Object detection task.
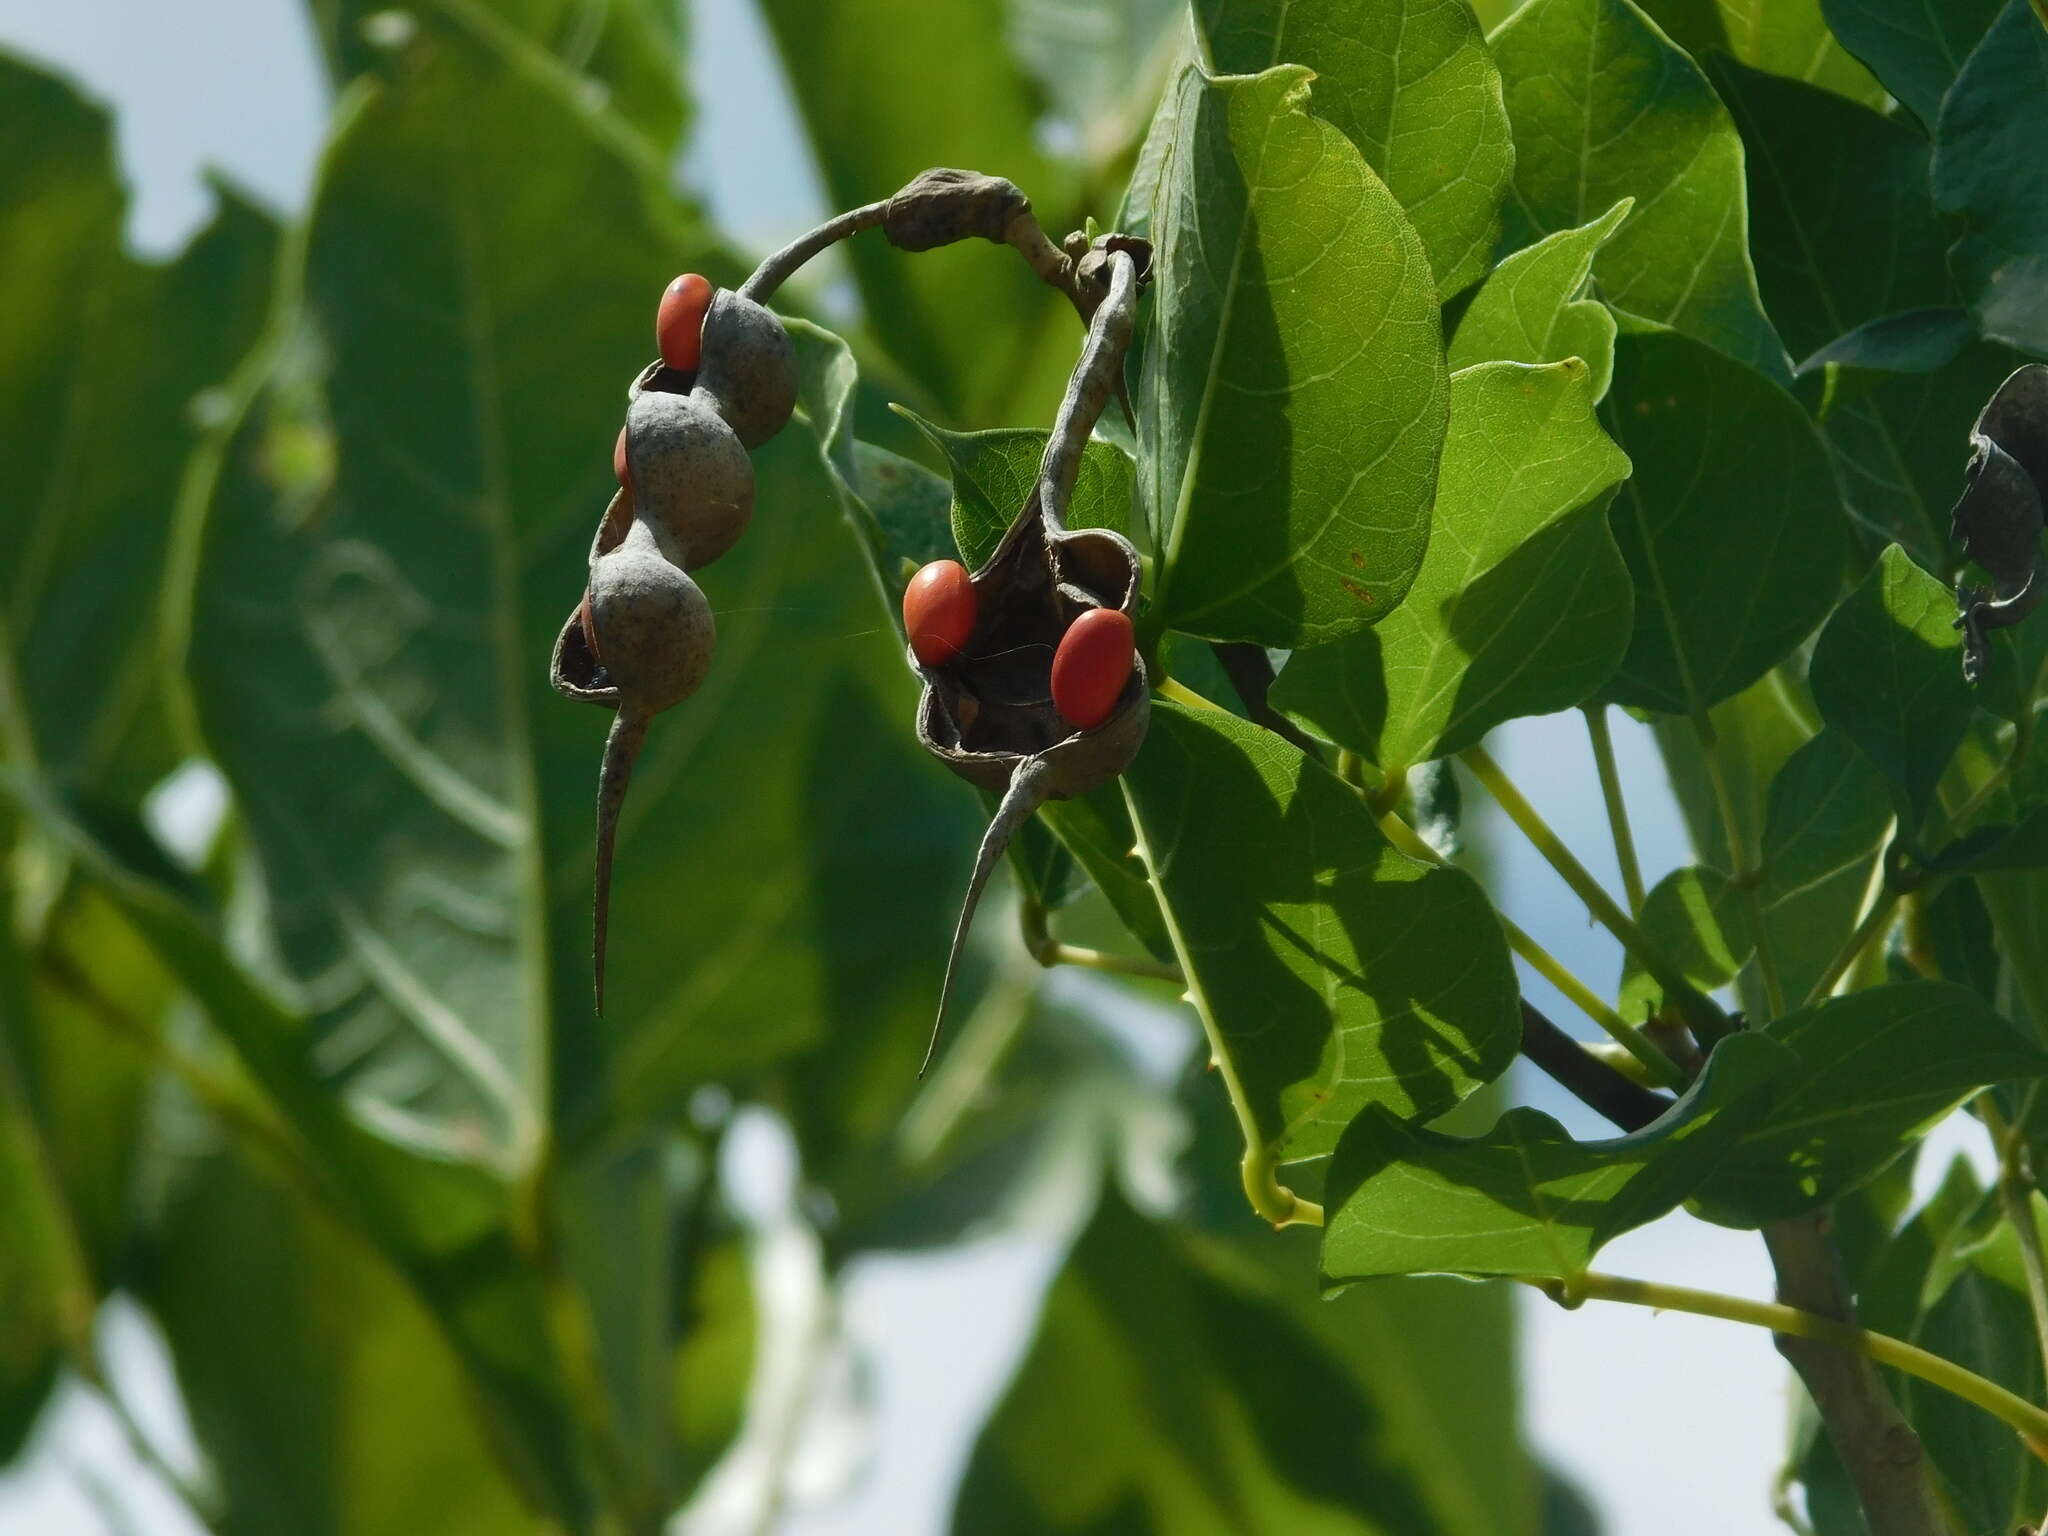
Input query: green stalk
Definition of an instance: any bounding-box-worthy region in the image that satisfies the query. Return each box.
[1459,744,1708,1027]
[1533,1269,2048,1457]
[1583,705,1648,915]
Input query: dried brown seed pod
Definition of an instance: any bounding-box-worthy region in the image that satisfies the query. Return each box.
[624,388,755,570]
[881,168,1032,251]
[691,289,798,450]
[1952,364,2048,682]
[911,242,1152,1074]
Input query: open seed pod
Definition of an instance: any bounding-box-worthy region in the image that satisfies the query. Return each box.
[633,288,798,452]
[911,492,1149,1073]
[1952,363,2048,682]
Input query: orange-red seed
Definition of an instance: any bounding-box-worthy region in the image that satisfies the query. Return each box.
[1051,607,1134,729]
[613,426,630,488]
[903,560,977,666]
[656,273,714,373]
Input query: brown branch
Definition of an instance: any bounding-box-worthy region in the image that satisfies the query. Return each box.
[1518,1002,1672,1132]
[1763,1215,1946,1536]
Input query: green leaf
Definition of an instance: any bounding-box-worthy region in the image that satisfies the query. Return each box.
[1039,788,1177,962]
[1635,0,1884,106]
[1600,322,1848,715]
[1139,64,1449,648]
[1321,1031,1790,1281]
[1195,0,1515,297]
[1619,866,1753,1022]
[1708,58,1959,366]
[0,56,277,801]
[1820,341,2032,572]
[6,775,608,1522]
[1691,982,2048,1225]
[1820,0,2004,131]
[1809,545,1972,825]
[1800,308,1973,376]
[1447,200,1632,397]
[1175,1078,1541,1536]
[139,1135,533,1533]
[1271,359,1634,772]
[1753,728,1894,1006]
[1932,0,2048,357]
[0,925,68,1467]
[1492,0,1787,379]
[897,411,1133,571]
[755,0,1078,421]
[1121,703,1520,1166]
[1901,1196,2048,1529]
[953,1189,1488,1534]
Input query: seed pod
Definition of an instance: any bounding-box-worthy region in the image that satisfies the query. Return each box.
[550,491,718,1013]
[881,168,1031,252]
[911,496,1149,1074]
[906,238,1153,1075]
[691,289,798,450]
[624,388,755,571]
[1952,364,2048,682]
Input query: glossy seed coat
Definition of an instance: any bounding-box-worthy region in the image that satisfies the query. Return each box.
[903,560,977,665]
[613,426,630,488]
[656,273,714,372]
[1051,607,1134,729]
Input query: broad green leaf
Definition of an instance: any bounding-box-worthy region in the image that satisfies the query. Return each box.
[1619,866,1752,1022]
[1692,982,2048,1225]
[1932,0,2048,357]
[0,56,277,802]
[1800,308,1973,376]
[1271,359,1634,773]
[1196,0,1516,296]
[0,923,69,1466]
[1446,200,1632,397]
[308,0,693,159]
[1809,545,1971,825]
[897,412,1133,571]
[1600,323,1848,715]
[1754,728,1894,1005]
[1821,341,2031,572]
[1492,0,1788,379]
[1139,64,1449,648]
[1122,703,1520,1166]
[1322,1031,1789,1281]
[7,777,607,1522]
[1820,0,2004,131]
[755,0,1079,421]
[1040,789,1177,962]
[1901,1197,2048,1529]
[10,885,165,1316]
[953,1189,1483,1534]
[139,1135,533,1534]
[1708,58,1958,366]
[1650,668,1815,898]
[1173,1075,1540,1536]
[1635,0,1884,106]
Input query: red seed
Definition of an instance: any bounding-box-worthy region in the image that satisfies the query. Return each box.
[578,588,602,664]
[903,560,977,666]
[1051,607,1134,730]
[656,273,714,372]
[613,425,630,489]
